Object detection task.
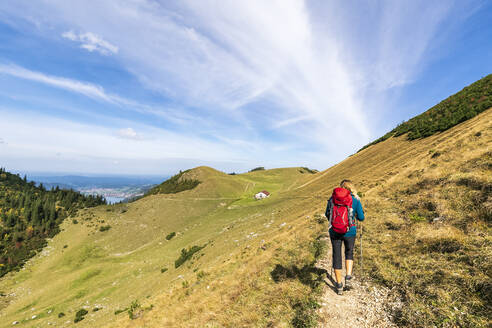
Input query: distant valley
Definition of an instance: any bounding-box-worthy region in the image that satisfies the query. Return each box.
[27,174,166,203]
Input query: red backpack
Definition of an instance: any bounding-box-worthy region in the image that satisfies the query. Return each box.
[328,187,355,234]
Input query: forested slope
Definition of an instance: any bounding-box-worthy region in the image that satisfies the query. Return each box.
[0,168,105,276]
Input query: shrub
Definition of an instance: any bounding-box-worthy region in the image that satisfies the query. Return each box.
[72,219,78,224]
[425,237,462,253]
[146,170,200,195]
[114,308,128,315]
[409,213,427,222]
[58,312,65,318]
[128,300,140,320]
[384,221,402,230]
[165,232,176,240]
[196,270,207,280]
[160,267,168,273]
[175,245,205,268]
[74,309,88,323]
[314,214,326,224]
[249,167,265,172]
[99,225,111,232]
[431,151,441,158]
[300,167,318,174]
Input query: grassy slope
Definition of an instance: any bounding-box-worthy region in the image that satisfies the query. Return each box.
[0,109,490,327]
[299,108,492,327]
[0,167,318,327]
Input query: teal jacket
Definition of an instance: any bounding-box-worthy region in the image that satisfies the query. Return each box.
[325,194,365,237]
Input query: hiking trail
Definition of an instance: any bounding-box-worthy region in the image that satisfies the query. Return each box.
[316,236,398,327]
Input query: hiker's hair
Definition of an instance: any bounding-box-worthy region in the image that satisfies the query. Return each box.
[340,179,359,199]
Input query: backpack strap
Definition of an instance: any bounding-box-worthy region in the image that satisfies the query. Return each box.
[328,198,334,228]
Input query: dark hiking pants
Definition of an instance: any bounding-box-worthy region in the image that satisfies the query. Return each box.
[330,233,356,270]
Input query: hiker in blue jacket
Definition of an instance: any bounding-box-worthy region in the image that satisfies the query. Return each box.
[325,179,365,295]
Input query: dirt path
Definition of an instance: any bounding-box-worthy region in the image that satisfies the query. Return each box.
[316,239,397,328]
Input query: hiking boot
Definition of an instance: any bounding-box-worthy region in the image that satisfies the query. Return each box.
[335,282,343,295]
[344,275,352,291]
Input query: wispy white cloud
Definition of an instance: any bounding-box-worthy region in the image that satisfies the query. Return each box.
[117,128,142,140]
[0,63,118,103]
[272,115,311,129]
[62,30,118,55]
[0,63,205,127]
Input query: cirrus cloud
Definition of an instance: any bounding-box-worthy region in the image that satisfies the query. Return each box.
[117,128,143,140]
[62,30,118,55]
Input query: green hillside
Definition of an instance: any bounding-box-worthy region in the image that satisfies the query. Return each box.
[0,167,317,327]
[0,169,105,277]
[359,74,492,151]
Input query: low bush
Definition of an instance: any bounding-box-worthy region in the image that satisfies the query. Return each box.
[74,309,88,323]
[114,308,128,315]
[146,170,200,195]
[128,300,140,320]
[249,167,265,172]
[165,232,176,240]
[424,237,462,253]
[409,213,427,222]
[175,245,205,268]
[431,151,441,158]
[299,167,318,174]
[99,225,111,232]
[196,270,207,280]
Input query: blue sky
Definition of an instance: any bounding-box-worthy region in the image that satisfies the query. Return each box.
[0,1,491,175]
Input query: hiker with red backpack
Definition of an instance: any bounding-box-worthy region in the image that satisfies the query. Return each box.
[325,179,365,295]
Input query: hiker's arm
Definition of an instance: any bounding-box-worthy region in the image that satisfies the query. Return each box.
[324,200,331,220]
[355,198,365,221]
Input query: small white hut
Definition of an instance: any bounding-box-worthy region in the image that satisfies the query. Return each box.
[254,190,270,200]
